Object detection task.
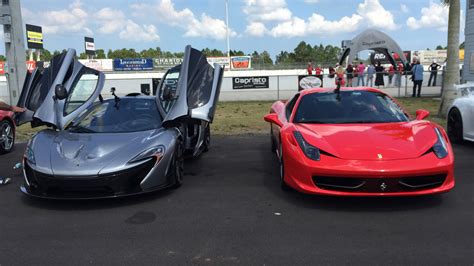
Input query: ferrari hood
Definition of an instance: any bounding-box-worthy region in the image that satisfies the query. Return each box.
[48,129,164,176]
[295,121,438,161]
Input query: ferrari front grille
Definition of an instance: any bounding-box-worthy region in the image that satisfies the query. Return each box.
[313,174,447,193]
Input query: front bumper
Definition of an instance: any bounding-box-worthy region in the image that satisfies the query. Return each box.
[283,145,455,196]
[21,158,172,199]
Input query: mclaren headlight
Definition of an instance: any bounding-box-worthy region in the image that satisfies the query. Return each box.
[129,145,165,164]
[293,131,320,161]
[25,146,36,165]
[432,128,448,159]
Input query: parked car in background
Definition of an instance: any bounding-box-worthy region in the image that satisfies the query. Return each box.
[264,87,455,196]
[0,110,15,154]
[447,83,474,143]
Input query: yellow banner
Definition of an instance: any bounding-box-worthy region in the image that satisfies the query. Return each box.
[459,49,464,61]
[27,31,43,44]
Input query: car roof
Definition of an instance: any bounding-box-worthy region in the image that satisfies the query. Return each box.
[298,87,387,97]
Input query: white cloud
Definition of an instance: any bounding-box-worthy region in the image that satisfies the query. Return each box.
[245,22,268,37]
[119,21,160,42]
[304,0,320,3]
[95,8,126,34]
[406,2,449,31]
[23,0,92,35]
[243,0,397,38]
[400,4,409,14]
[131,0,236,40]
[357,0,397,30]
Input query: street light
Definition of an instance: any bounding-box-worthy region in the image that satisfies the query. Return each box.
[225,0,230,70]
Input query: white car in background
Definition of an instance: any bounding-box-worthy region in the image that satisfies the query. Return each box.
[447,83,474,143]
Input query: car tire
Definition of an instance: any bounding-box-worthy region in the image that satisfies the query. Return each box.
[0,120,15,154]
[202,125,211,153]
[279,144,291,191]
[447,108,463,143]
[171,139,185,188]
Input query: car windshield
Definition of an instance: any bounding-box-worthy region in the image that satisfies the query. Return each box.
[68,98,162,133]
[293,91,409,124]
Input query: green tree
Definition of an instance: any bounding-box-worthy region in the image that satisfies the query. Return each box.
[0,55,6,61]
[438,0,460,117]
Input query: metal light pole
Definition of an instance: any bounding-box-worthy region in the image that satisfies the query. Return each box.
[1,0,27,105]
[225,0,230,70]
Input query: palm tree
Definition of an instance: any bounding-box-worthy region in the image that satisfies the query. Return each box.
[438,0,461,117]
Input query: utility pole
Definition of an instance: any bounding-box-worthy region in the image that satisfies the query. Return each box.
[225,0,230,70]
[1,0,27,105]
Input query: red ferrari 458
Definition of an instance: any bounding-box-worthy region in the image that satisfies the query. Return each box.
[264,87,454,196]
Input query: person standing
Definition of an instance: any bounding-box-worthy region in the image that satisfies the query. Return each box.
[374,62,385,87]
[388,65,395,86]
[315,64,323,87]
[366,63,375,87]
[357,61,365,86]
[346,63,354,87]
[411,60,424,97]
[394,61,404,88]
[307,62,313,75]
[335,64,345,87]
[427,60,441,86]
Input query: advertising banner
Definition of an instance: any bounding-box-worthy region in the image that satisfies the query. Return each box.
[231,56,252,69]
[84,37,95,56]
[370,51,411,64]
[113,58,154,71]
[79,59,113,71]
[0,62,5,74]
[232,76,269,89]
[25,24,43,49]
[26,61,36,73]
[153,58,183,69]
[298,75,322,91]
[207,57,230,70]
[412,50,447,65]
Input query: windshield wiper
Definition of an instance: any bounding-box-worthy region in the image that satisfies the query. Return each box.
[69,126,96,133]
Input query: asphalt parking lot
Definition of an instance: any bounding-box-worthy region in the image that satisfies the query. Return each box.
[0,135,473,265]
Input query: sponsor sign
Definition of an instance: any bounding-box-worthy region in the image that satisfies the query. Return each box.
[370,51,411,64]
[153,58,183,68]
[84,37,95,56]
[207,57,230,70]
[298,75,322,91]
[231,56,251,69]
[113,58,154,71]
[0,62,5,74]
[79,59,114,71]
[232,76,269,90]
[412,50,447,65]
[26,61,36,73]
[25,24,43,49]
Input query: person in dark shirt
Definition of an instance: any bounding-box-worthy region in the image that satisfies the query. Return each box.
[427,60,441,86]
[346,64,354,87]
[374,62,385,87]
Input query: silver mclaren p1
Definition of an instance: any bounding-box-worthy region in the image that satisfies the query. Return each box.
[15,45,223,199]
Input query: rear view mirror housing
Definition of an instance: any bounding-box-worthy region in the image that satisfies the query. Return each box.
[54,84,68,100]
[415,109,430,120]
[264,113,283,127]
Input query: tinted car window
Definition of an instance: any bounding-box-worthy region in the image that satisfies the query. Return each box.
[293,91,409,124]
[159,66,180,113]
[68,98,162,133]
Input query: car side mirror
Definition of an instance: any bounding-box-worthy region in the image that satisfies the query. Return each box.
[54,84,68,100]
[415,109,430,120]
[264,113,283,127]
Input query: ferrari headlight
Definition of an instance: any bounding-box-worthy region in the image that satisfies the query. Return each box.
[129,145,165,164]
[432,128,448,159]
[293,131,320,161]
[25,146,36,165]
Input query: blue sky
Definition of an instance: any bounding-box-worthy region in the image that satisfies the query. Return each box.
[1,0,467,59]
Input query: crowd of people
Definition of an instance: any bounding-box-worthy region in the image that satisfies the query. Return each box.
[306,59,442,97]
